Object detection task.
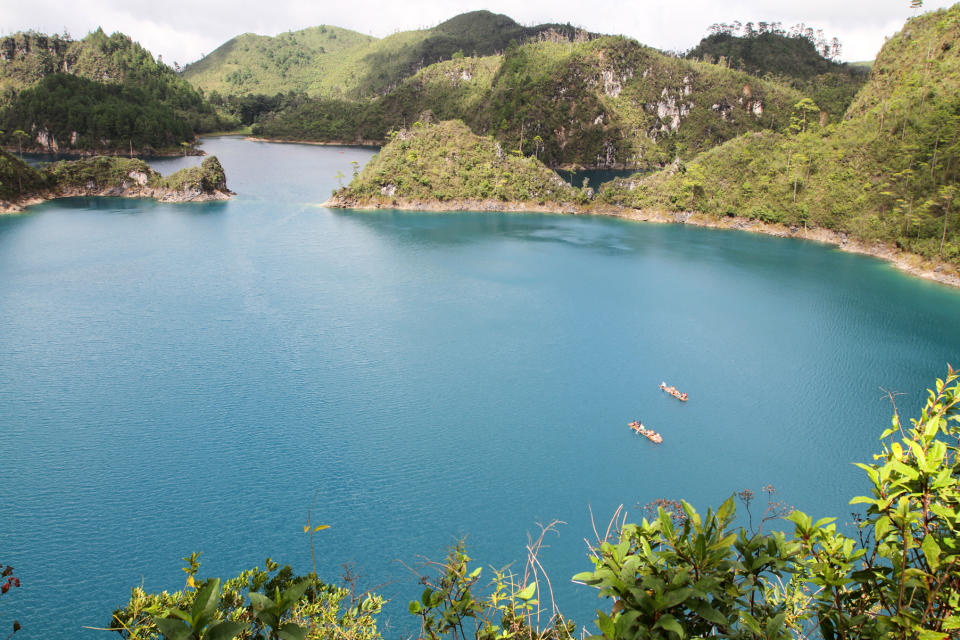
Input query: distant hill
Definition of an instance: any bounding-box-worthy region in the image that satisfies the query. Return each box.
[183,10,595,99]
[253,35,803,169]
[0,29,235,153]
[686,30,868,120]
[600,4,960,265]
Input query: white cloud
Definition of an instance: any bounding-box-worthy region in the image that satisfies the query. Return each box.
[3,0,956,66]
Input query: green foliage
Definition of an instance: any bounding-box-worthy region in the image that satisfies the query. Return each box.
[575,366,960,640]
[687,30,868,121]
[600,5,960,266]
[0,154,229,206]
[255,34,803,169]
[335,120,579,204]
[0,148,50,201]
[410,527,577,640]
[110,556,383,640]
[0,74,194,152]
[155,157,229,193]
[0,28,237,152]
[183,11,592,100]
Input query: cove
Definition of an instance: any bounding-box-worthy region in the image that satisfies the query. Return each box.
[2,136,959,639]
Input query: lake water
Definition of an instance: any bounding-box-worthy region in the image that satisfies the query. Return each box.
[3,136,960,639]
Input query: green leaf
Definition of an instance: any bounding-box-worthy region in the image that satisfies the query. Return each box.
[653,613,685,637]
[469,567,482,579]
[765,612,787,638]
[206,620,247,640]
[153,617,191,640]
[875,515,891,540]
[517,582,537,600]
[572,571,599,584]
[280,579,310,609]
[917,630,948,640]
[167,609,192,624]
[277,623,308,640]
[921,534,942,571]
[248,592,272,612]
[409,600,422,614]
[596,610,614,638]
[190,578,221,626]
[661,587,692,610]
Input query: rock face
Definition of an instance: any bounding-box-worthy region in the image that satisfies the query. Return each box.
[0,153,234,213]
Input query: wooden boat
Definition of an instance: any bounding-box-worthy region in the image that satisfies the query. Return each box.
[628,420,663,444]
[659,381,688,402]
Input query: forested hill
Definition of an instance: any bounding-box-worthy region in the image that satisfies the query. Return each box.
[686,25,868,119]
[251,34,803,170]
[0,29,235,154]
[600,3,960,266]
[182,10,596,99]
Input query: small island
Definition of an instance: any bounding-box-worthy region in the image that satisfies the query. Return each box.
[324,119,582,212]
[0,152,233,213]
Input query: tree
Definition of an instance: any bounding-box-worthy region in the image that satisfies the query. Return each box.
[11,130,28,159]
[334,170,345,188]
[789,98,820,135]
[924,184,957,258]
[575,367,960,640]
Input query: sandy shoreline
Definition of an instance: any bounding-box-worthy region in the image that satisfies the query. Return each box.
[323,195,960,290]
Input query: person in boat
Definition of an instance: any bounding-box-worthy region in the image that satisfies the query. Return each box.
[680,393,688,401]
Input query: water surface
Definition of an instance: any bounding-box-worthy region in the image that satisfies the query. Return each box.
[2,136,959,638]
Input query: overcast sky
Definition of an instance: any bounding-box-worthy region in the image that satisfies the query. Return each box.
[3,0,956,67]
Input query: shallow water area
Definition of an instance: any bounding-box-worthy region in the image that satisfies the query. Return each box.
[2,136,959,639]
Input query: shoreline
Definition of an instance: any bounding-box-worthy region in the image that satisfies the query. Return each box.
[323,195,960,290]
[3,145,206,159]
[0,184,232,214]
[245,136,382,148]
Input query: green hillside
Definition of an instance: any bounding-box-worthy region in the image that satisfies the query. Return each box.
[254,35,803,169]
[0,74,195,153]
[0,28,235,152]
[183,11,593,99]
[599,4,960,264]
[328,119,579,205]
[181,25,377,98]
[687,29,868,120]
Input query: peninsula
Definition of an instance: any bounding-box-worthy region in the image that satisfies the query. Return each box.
[0,152,233,213]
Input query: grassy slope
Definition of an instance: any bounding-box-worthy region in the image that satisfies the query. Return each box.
[599,4,960,264]
[334,119,578,204]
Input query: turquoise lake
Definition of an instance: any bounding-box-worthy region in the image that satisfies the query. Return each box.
[2,136,960,639]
